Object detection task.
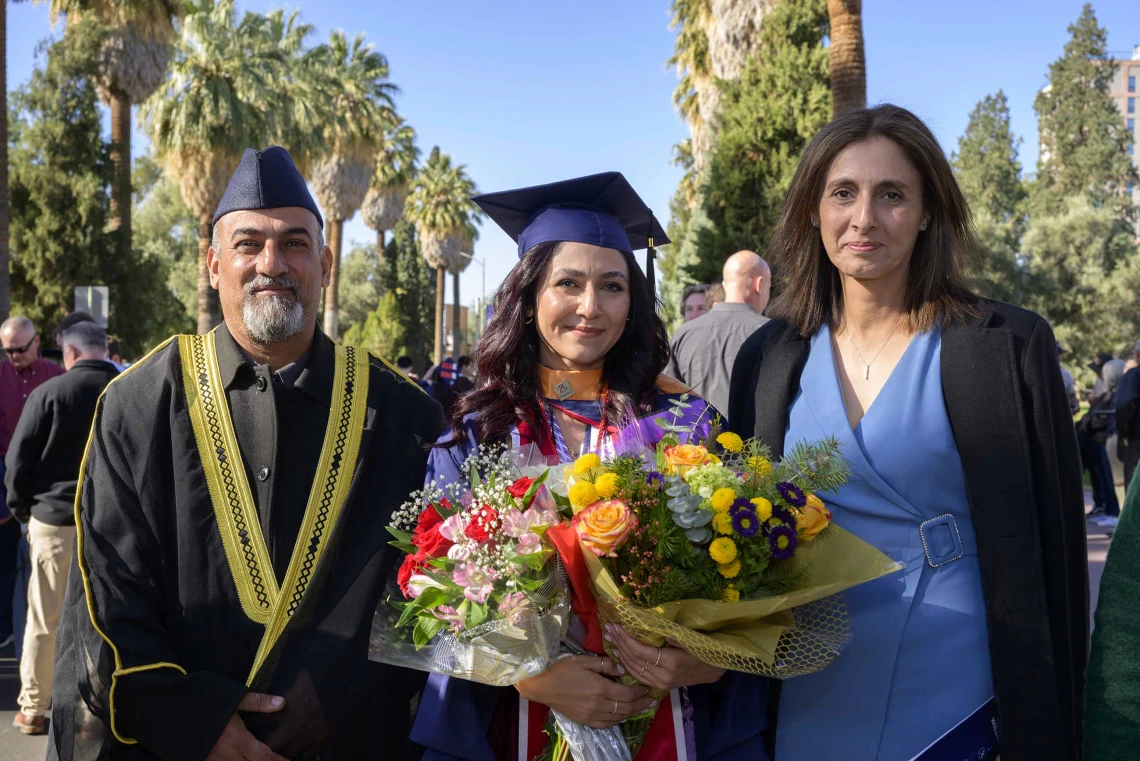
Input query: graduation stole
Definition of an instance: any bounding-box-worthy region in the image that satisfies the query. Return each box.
[178,331,369,684]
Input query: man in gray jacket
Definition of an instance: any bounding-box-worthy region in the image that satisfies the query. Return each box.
[669,250,770,418]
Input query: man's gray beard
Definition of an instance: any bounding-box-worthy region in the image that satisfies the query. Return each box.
[242,276,306,344]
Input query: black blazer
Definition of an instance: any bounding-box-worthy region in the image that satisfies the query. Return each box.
[728,300,1088,761]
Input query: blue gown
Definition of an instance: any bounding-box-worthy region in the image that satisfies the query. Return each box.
[410,391,770,761]
[775,327,993,760]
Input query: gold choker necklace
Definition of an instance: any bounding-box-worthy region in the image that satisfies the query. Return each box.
[537,366,604,402]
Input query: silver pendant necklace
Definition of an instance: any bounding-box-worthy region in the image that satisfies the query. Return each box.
[847,318,901,380]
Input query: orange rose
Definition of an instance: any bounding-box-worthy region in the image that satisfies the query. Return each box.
[663,444,710,477]
[572,499,637,557]
[797,493,833,541]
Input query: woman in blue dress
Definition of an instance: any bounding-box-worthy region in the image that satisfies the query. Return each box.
[411,173,768,761]
[729,105,1086,761]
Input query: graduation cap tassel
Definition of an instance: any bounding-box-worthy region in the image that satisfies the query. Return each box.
[646,236,657,303]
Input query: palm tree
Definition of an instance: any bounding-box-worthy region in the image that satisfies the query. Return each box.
[360,118,418,265]
[668,0,713,173]
[308,30,398,340]
[405,147,480,364]
[141,0,288,332]
[41,0,181,263]
[827,0,866,118]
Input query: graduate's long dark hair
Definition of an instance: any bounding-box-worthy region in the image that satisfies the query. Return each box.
[448,241,670,447]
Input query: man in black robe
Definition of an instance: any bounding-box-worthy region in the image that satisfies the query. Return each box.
[49,146,446,761]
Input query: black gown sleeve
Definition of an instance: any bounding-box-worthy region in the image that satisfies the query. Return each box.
[71,389,247,761]
[1022,317,1089,759]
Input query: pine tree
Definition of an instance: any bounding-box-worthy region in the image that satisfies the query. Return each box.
[1033,3,1138,221]
[682,0,831,285]
[951,91,1028,303]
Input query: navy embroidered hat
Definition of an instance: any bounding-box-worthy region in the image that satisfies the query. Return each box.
[212,146,323,228]
[472,172,669,258]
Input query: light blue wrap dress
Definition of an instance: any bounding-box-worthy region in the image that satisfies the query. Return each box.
[775,327,994,760]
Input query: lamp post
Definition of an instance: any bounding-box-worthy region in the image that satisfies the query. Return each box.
[458,251,487,341]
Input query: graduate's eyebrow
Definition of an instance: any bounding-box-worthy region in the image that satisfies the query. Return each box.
[281,227,314,241]
[825,176,914,193]
[553,268,628,280]
[230,227,268,240]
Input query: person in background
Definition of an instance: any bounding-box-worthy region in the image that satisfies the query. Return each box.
[1058,343,1079,415]
[106,336,127,369]
[5,322,119,735]
[0,317,64,657]
[1116,340,1140,490]
[454,355,475,393]
[680,283,710,322]
[51,311,96,349]
[705,281,725,309]
[396,356,431,394]
[1086,359,1126,533]
[1082,352,1117,521]
[668,251,770,416]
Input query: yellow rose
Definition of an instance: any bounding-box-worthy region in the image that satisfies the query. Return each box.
[573,453,602,476]
[712,512,734,535]
[594,472,619,499]
[569,482,600,511]
[797,493,833,541]
[709,537,738,564]
[718,559,741,578]
[572,499,637,557]
[716,432,744,453]
[710,488,736,512]
[747,456,773,477]
[750,497,773,522]
[664,444,710,476]
[722,586,740,603]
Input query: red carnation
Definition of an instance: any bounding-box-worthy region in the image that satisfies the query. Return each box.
[464,506,500,544]
[507,476,537,502]
[397,551,427,598]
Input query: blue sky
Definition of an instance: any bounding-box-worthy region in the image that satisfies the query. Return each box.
[5,0,1138,305]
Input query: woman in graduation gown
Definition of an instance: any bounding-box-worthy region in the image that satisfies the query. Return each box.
[410,172,768,761]
[727,105,1087,761]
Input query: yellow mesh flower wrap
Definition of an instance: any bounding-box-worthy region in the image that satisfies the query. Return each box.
[579,525,902,677]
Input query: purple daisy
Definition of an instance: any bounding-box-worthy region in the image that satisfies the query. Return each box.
[646,471,665,488]
[732,508,760,538]
[769,506,796,528]
[768,524,798,560]
[730,497,753,516]
[776,482,807,508]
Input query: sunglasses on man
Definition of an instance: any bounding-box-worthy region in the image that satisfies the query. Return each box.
[3,334,37,356]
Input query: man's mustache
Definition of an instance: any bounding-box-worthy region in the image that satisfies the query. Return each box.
[244,276,300,298]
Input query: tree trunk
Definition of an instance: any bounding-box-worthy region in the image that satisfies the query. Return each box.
[109,92,132,261]
[434,266,445,365]
[322,219,344,338]
[197,214,219,333]
[828,0,866,119]
[452,270,461,358]
[0,0,11,321]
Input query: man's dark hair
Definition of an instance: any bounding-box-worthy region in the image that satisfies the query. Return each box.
[458,355,473,371]
[107,337,122,359]
[54,311,96,343]
[396,356,414,371]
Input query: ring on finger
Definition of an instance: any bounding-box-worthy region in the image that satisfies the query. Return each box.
[653,647,663,667]
[612,699,619,715]
[640,661,651,676]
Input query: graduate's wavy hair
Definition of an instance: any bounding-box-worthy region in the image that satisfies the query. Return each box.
[769,104,979,336]
[447,241,670,446]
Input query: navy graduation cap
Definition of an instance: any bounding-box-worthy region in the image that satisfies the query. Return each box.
[212,146,324,229]
[473,171,669,289]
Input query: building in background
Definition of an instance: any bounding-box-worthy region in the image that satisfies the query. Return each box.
[1111,45,1140,233]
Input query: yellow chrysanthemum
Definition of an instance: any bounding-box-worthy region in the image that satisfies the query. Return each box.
[709,537,738,564]
[705,453,722,465]
[747,456,773,477]
[716,432,744,453]
[718,559,741,579]
[573,453,602,475]
[712,512,734,535]
[710,488,736,512]
[722,586,740,603]
[569,481,599,509]
[750,497,773,522]
[594,472,619,499]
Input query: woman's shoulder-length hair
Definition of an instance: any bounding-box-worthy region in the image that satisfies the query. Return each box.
[769,103,979,337]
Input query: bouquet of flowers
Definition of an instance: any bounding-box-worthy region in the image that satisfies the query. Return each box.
[534,399,902,761]
[369,445,570,686]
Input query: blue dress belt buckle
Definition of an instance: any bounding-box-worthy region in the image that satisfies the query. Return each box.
[919,513,965,568]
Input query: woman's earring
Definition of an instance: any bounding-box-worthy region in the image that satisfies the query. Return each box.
[525,312,534,325]
[919,223,928,231]
[810,219,819,228]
